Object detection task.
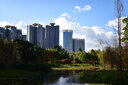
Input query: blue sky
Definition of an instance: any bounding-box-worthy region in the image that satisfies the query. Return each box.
[0,0,128,51]
[0,0,127,25]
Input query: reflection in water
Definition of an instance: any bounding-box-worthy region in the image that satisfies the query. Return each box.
[0,70,107,85]
[44,76,88,85]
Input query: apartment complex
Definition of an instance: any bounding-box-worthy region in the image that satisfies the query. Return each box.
[45,23,59,49]
[27,24,45,47]
[0,26,26,40]
[27,23,59,49]
[63,30,85,52]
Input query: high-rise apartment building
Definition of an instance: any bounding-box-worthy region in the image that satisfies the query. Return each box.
[73,38,85,52]
[63,30,73,52]
[45,23,59,49]
[0,26,26,41]
[27,24,45,47]
[0,27,6,39]
[6,26,17,40]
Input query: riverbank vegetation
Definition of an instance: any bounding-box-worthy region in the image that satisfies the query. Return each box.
[78,70,128,85]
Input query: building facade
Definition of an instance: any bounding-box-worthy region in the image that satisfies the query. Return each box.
[7,26,17,40]
[73,39,85,52]
[0,27,6,39]
[22,35,26,41]
[45,23,59,49]
[17,29,22,39]
[63,30,73,52]
[0,26,26,41]
[27,24,45,47]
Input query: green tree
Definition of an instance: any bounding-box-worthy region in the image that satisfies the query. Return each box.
[89,49,99,64]
[122,17,128,44]
[78,47,82,52]
[0,39,18,68]
[79,53,86,63]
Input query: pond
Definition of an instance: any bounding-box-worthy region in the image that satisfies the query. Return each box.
[0,70,108,85]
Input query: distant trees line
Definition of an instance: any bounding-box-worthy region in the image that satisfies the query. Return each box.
[0,38,100,69]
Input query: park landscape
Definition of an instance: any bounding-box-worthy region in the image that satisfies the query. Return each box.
[0,0,128,85]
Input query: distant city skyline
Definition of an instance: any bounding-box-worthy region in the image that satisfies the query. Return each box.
[0,0,128,51]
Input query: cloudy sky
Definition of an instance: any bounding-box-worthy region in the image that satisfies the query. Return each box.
[0,0,128,51]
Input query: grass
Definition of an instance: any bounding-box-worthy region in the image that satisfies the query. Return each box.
[0,69,36,78]
[78,70,128,85]
[52,64,103,70]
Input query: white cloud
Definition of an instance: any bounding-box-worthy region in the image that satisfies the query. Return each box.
[107,17,126,31]
[0,21,27,35]
[83,5,92,11]
[74,5,92,12]
[74,6,81,12]
[16,21,27,35]
[0,21,11,27]
[54,15,115,51]
[60,13,71,18]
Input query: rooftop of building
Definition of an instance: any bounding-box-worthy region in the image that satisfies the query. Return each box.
[50,23,55,26]
[73,38,85,40]
[63,30,73,32]
[32,23,41,26]
[0,27,5,29]
[5,25,16,29]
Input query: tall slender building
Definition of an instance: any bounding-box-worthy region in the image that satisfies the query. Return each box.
[27,25,36,44]
[73,38,85,52]
[63,30,73,52]
[27,23,45,47]
[45,23,59,49]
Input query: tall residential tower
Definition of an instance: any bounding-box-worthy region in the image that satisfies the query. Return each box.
[63,30,73,52]
[45,23,59,49]
[27,23,45,47]
[73,38,85,52]
[0,25,26,41]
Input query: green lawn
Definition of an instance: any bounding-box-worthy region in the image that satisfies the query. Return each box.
[52,64,103,70]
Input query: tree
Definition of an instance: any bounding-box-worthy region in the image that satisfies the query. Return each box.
[0,39,18,68]
[122,17,128,70]
[89,49,99,64]
[79,53,86,63]
[122,17,128,44]
[115,0,124,83]
[78,47,82,52]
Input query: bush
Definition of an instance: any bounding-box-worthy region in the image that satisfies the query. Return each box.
[13,63,51,72]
